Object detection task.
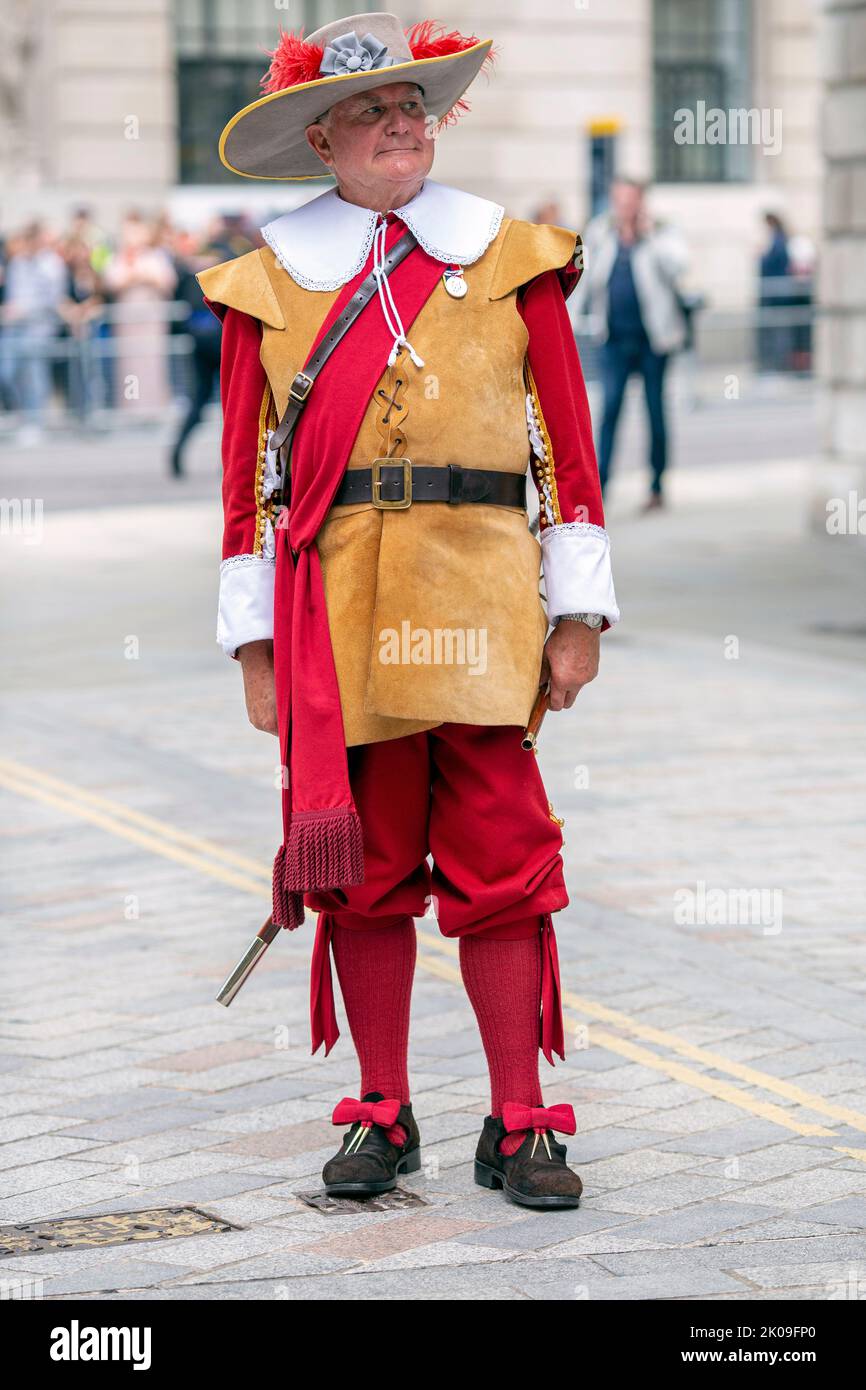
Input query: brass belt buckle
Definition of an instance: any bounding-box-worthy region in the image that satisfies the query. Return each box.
[371,457,412,510]
[289,371,314,403]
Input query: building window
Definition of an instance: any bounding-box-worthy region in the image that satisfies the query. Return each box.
[653,0,752,183]
[176,0,345,183]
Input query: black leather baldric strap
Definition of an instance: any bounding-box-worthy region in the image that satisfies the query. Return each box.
[333,464,527,510]
[269,227,419,467]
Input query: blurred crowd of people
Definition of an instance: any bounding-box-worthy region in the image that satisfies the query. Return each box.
[0,208,260,447]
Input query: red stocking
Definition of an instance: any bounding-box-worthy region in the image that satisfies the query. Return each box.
[331,917,416,1142]
[459,926,545,1154]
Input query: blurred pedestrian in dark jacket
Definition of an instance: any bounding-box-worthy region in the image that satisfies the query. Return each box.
[757,212,792,373]
[169,217,254,477]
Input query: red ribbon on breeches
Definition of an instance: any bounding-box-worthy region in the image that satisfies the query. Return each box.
[540,912,565,1064]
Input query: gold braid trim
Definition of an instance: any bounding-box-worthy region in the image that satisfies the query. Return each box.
[524,358,562,528]
[252,383,276,557]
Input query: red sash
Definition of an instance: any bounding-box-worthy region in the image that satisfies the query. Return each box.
[271,215,446,932]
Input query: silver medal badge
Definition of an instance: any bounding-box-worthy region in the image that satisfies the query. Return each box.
[443,267,468,299]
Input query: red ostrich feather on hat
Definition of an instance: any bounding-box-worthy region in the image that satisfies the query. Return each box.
[261,30,325,94]
[405,20,497,126]
[261,20,497,123]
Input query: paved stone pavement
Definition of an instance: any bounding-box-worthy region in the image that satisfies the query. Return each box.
[1,416,866,1301]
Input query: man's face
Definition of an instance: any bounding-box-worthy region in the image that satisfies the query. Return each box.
[306,81,434,191]
[610,182,643,224]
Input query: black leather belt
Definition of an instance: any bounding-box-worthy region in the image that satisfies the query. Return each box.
[330,460,527,511]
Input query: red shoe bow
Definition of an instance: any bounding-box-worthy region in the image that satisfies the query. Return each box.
[501,1102,577,1136]
[331,1097,402,1129]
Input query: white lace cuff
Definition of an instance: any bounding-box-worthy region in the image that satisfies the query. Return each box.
[540,522,620,625]
[217,554,275,657]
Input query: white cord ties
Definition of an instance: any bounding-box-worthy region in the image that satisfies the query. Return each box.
[372,217,425,369]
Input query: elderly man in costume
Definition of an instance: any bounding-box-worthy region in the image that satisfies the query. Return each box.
[199,11,619,1209]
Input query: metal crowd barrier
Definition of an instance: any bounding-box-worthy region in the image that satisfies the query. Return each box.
[0,300,200,432]
[0,289,816,434]
[573,285,815,404]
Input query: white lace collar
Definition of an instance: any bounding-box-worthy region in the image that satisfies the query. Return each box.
[261,179,505,291]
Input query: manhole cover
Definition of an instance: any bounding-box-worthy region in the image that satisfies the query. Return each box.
[0,1205,238,1258]
[296,1186,428,1214]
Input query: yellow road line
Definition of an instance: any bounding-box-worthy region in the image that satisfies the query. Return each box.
[413,928,866,1138]
[5,757,865,1154]
[0,769,270,899]
[570,1025,835,1138]
[0,756,271,880]
[563,990,866,1131]
[412,937,835,1139]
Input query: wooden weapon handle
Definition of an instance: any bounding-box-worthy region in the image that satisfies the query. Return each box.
[522,688,550,750]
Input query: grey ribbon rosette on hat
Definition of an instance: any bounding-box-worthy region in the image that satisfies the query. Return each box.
[319,30,399,77]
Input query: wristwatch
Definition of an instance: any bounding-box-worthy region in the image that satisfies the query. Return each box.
[556,612,604,629]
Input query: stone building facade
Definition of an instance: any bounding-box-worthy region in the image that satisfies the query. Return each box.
[0,0,828,317]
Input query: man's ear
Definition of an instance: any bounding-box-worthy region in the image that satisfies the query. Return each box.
[305,123,333,168]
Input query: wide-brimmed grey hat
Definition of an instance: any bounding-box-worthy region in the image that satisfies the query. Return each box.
[219,11,494,181]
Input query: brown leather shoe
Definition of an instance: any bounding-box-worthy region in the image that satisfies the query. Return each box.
[322,1091,421,1196]
[474,1103,582,1209]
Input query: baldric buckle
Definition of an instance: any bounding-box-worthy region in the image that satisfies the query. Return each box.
[371,457,412,510]
[289,371,314,404]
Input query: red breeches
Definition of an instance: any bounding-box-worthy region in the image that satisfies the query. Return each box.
[306,721,568,935]
[306,722,569,1064]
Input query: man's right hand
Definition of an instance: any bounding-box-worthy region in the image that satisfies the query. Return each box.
[237,639,278,736]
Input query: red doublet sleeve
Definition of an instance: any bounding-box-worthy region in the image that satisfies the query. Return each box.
[210,303,277,657]
[519,269,620,629]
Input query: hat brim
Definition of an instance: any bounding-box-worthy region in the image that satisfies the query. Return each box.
[220,40,493,181]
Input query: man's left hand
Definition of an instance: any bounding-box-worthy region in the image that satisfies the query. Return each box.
[539,621,600,710]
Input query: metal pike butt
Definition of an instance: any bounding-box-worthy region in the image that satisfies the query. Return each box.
[216,916,281,1006]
